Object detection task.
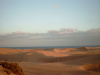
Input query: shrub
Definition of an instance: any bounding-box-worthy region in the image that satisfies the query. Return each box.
[0,61,24,75]
[82,62,100,72]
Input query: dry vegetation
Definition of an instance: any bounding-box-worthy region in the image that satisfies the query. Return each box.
[82,62,100,72]
[0,61,24,75]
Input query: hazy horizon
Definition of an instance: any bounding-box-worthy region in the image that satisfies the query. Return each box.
[0,0,100,47]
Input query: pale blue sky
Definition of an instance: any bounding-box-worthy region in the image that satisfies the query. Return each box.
[0,0,100,47]
[0,0,100,34]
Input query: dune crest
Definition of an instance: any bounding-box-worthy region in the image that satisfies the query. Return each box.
[54,48,70,52]
[36,50,69,57]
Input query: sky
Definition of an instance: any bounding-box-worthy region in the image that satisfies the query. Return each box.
[0,0,100,47]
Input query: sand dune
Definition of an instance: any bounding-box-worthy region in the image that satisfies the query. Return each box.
[63,54,100,65]
[0,47,100,75]
[54,48,70,52]
[85,47,100,50]
[36,50,69,57]
[22,49,44,52]
[0,48,22,54]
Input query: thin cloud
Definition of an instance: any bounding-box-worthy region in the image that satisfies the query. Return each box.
[54,5,61,7]
[13,31,28,34]
[87,28,100,33]
[0,28,100,40]
[0,28,100,46]
[59,28,79,33]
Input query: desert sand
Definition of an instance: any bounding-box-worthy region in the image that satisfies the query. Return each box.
[0,47,100,75]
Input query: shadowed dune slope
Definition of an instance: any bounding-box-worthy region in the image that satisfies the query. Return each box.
[63,54,100,65]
